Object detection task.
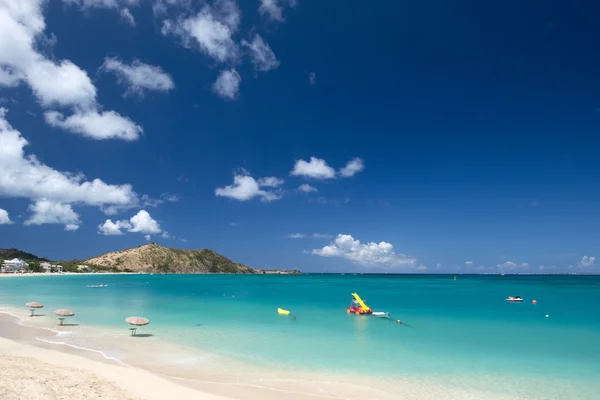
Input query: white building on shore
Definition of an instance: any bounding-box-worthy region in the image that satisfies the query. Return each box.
[1,258,29,273]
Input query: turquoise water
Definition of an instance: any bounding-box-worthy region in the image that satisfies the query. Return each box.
[1,274,599,398]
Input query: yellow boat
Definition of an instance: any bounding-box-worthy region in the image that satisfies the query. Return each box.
[277,308,290,315]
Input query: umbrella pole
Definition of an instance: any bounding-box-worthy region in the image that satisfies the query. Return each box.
[30,309,34,317]
[59,317,64,326]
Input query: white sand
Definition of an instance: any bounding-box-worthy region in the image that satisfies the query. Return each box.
[0,336,229,400]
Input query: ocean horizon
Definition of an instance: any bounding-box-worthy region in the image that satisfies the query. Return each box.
[1,273,599,399]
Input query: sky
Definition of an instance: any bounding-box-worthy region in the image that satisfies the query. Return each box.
[0,0,599,273]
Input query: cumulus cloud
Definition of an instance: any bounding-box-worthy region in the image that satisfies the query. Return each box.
[0,109,138,214]
[465,261,473,266]
[215,171,282,202]
[578,256,596,267]
[257,176,284,187]
[339,157,364,177]
[0,0,141,140]
[44,110,142,141]
[162,0,240,63]
[212,69,241,100]
[297,184,317,193]
[97,219,131,235]
[24,198,81,230]
[0,208,13,224]
[311,234,418,268]
[161,231,170,239]
[98,209,161,236]
[291,157,336,180]
[258,0,296,23]
[128,209,161,234]
[309,72,316,85]
[101,58,174,96]
[242,34,279,72]
[119,8,135,26]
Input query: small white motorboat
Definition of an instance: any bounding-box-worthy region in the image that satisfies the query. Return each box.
[86,284,108,288]
[505,296,523,302]
[372,311,390,318]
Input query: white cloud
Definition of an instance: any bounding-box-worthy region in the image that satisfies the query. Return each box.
[257,176,284,187]
[65,224,79,231]
[578,256,596,267]
[24,198,80,230]
[161,231,169,239]
[145,234,151,241]
[26,59,97,109]
[162,0,240,63]
[0,208,13,224]
[312,233,333,239]
[215,172,282,202]
[119,8,135,26]
[297,184,317,193]
[465,261,473,266]
[0,108,138,211]
[258,0,296,23]
[288,233,333,239]
[0,0,141,140]
[98,209,161,236]
[309,72,316,85]
[63,0,140,10]
[141,192,180,207]
[129,209,161,234]
[497,261,530,270]
[291,157,336,180]
[102,58,174,96]
[339,157,364,178]
[98,219,131,235]
[212,69,241,100]
[311,234,418,268]
[242,34,279,72]
[44,110,142,141]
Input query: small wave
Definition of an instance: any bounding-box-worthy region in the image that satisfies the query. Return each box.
[35,337,131,367]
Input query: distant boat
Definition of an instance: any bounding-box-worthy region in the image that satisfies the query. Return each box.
[86,284,108,288]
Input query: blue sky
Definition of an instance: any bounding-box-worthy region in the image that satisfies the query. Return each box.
[0,0,599,273]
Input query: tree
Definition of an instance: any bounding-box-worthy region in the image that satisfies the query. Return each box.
[29,261,43,273]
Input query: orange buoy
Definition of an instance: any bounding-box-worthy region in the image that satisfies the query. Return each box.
[532,300,537,305]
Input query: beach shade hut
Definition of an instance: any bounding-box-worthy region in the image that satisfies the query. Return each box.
[53,309,75,325]
[26,302,43,317]
[125,316,149,336]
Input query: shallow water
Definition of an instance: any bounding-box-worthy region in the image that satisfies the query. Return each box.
[1,274,599,399]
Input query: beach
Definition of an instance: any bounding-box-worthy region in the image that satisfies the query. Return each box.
[1,274,599,400]
[0,315,230,400]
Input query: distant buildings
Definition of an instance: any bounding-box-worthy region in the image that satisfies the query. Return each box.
[1,258,29,273]
[77,265,90,272]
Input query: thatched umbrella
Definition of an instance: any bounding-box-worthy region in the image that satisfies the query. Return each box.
[54,309,75,325]
[125,316,149,336]
[26,302,43,317]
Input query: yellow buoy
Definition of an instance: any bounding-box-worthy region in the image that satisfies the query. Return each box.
[277,308,290,315]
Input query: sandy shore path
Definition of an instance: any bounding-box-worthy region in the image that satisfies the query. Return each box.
[0,315,229,400]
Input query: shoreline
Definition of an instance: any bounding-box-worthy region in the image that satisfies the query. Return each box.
[0,309,528,400]
[0,314,230,400]
[0,272,141,278]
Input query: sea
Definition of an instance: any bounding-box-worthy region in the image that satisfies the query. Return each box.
[1,274,599,400]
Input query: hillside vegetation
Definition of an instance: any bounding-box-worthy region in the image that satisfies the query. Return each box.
[85,243,299,274]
